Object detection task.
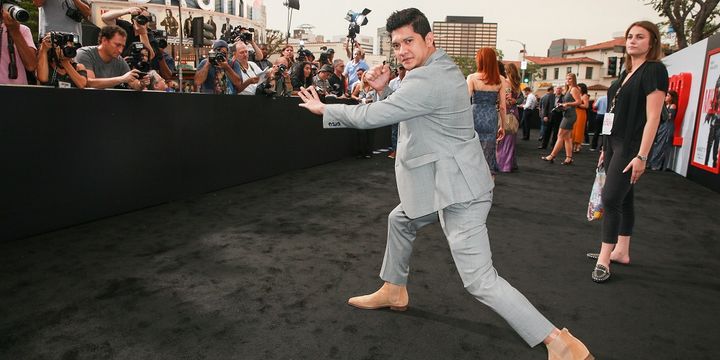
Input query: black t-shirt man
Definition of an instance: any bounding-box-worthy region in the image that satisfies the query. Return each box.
[328,72,347,97]
[116,19,155,57]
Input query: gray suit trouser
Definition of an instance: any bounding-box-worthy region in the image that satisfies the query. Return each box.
[380,190,554,347]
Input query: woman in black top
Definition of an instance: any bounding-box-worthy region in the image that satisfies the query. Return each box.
[36,33,87,88]
[588,21,668,283]
[291,61,313,91]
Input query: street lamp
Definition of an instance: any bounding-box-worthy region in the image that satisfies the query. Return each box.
[507,39,527,83]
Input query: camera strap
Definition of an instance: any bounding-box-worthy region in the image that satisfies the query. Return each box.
[1,25,19,80]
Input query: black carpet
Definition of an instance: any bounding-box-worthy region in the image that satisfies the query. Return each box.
[2,138,719,360]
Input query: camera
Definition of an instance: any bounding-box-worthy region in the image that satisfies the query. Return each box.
[126,42,150,72]
[131,13,151,26]
[1,1,29,22]
[49,31,81,59]
[150,29,167,49]
[239,28,254,43]
[296,48,313,62]
[222,26,254,44]
[208,51,226,67]
[65,6,83,22]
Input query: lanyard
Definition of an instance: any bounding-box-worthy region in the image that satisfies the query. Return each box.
[608,70,636,113]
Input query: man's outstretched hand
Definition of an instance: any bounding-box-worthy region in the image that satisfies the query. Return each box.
[298,86,326,115]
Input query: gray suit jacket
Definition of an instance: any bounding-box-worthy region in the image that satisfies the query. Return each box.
[540,93,555,119]
[324,49,493,219]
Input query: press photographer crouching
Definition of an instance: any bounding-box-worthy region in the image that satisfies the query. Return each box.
[101,6,155,60]
[194,40,243,94]
[256,57,291,97]
[74,25,149,90]
[37,31,86,88]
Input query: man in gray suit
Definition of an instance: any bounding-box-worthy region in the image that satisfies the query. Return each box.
[298,8,591,360]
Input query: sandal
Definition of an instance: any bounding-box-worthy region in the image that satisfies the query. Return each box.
[541,155,555,163]
[591,264,610,283]
[561,157,574,165]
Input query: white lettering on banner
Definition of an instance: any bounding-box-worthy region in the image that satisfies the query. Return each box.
[197,0,215,11]
[324,121,346,129]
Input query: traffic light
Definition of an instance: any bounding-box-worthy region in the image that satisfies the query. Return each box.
[192,17,214,47]
[523,75,530,83]
[608,56,617,77]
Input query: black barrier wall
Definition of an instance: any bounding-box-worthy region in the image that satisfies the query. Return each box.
[0,86,390,240]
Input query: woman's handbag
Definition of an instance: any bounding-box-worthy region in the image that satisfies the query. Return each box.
[502,113,520,134]
[587,167,606,221]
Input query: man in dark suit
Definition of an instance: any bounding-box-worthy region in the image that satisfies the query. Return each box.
[540,86,563,149]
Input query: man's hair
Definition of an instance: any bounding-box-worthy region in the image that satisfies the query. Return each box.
[99,25,127,43]
[523,86,532,92]
[332,59,344,67]
[386,8,431,39]
[547,86,554,92]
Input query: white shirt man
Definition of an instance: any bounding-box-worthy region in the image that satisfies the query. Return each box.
[232,42,262,95]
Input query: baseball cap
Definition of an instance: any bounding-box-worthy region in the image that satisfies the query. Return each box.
[319,64,333,73]
[212,40,229,50]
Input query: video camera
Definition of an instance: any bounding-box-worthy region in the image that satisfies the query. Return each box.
[1,0,29,22]
[222,26,254,43]
[48,31,81,60]
[208,50,226,67]
[296,48,313,62]
[126,42,151,73]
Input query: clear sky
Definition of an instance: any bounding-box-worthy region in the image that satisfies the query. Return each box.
[263,0,664,60]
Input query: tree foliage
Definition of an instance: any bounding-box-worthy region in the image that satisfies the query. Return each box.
[452,56,475,78]
[646,0,720,49]
[264,28,286,57]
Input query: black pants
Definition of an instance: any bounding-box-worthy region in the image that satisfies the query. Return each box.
[521,109,534,140]
[540,112,561,149]
[590,113,605,150]
[601,136,635,244]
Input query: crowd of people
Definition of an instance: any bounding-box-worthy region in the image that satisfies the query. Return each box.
[0,2,390,96]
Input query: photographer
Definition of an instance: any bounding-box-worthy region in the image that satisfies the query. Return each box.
[255,43,272,70]
[101,6,155,60]
[343,46,368,92]
[0,5,37,85]
[194,40,243,94]
[313,64,332,95]
[231,41,262,95]
[37,32,86,88]
[33,0,89,38]
[150,37,175,80]
[75,25,148,90]
[256,57,291,97]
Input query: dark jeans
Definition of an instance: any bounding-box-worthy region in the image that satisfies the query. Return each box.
[590,113,605,150]
[357,129,375,157]
[601,136,635,244]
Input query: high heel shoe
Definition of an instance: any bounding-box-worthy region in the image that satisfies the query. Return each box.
[561,157,573,165]
[541,155,555,163]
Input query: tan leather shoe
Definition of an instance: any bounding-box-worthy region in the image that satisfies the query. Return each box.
[347,282,408,311]
[547,328,593,360]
